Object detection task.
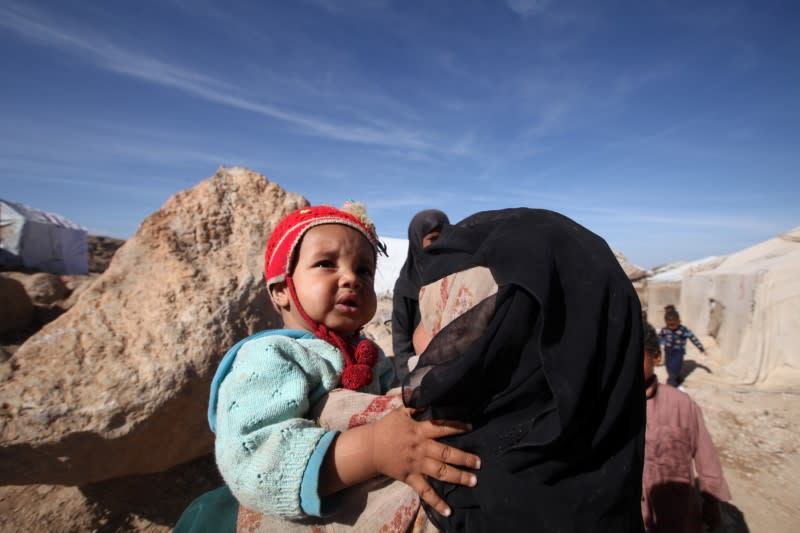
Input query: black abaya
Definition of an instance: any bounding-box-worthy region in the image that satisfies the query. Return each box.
[404,208,645,532]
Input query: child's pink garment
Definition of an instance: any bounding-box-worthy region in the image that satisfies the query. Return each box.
[642,378,731,533]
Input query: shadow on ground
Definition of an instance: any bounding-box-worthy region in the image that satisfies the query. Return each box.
[80,453,222,532]
[715,501,750,532]
[680,358,713,383]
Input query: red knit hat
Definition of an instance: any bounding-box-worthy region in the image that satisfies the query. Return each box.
[264,202,386,390]
[265,203,385,289]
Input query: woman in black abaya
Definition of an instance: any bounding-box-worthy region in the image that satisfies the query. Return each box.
[391,209,449,385]
[404,208,646,532]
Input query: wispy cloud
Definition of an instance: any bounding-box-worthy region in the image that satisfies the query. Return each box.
[0,3,438,153]
[302,0,391,14]
[505,0,550,19]
[573,206,778,232]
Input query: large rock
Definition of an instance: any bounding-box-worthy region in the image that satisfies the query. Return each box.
[3,272,68,306]
[613,251,649,282]
[0,167,307,485]
[0,275,34,335]
[88,235,125,273]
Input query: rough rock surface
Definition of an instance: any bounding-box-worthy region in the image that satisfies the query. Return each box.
[88,235,125,274]
[0,167,307,485]
[613,251,649,282]
[0,276,34,335]
[3,272,68,306]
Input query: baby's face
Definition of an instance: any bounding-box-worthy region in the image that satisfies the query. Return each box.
[289,224,377,336]
[666,319,680,330]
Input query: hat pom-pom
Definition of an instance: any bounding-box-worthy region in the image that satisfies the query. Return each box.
[354,339,378,367]
[341,364,374,390]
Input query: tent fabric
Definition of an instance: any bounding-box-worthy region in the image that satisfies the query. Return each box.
[0,199,88,275]
[679,228,800,384]
[644,256,724,323]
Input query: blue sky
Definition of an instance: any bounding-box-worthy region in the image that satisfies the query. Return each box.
[1,0,797,268]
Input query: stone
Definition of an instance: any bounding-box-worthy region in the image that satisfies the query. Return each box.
[0,276,34,335]
[87,235,125,274]
[0,167,307,485]
[613,251,649,281]
[2,272,68,306]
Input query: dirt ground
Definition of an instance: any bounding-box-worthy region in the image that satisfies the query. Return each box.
[1,302,798,532]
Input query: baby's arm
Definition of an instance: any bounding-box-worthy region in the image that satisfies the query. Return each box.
[215,336,343,518]
[319,407,481,518]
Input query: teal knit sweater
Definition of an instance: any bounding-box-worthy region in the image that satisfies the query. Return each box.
[213,331,393,519]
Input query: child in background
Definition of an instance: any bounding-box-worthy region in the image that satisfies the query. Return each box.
[659,307,708,388]
[642,321,731,532]
[203,204,479,530]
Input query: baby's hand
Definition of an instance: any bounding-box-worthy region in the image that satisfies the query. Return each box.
[370,408,481,517]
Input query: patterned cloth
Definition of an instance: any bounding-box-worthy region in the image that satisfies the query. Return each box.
[642,378,731,533]
[418,266,498,336]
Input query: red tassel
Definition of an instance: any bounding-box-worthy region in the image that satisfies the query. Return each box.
[354,339,378,367]
[341,364,374,390]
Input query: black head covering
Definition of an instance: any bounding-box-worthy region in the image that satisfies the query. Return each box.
[393,209,450,300]
[404,208,645,532]
[390,210,450,385]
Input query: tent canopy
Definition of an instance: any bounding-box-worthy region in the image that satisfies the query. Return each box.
[0,199,88,275]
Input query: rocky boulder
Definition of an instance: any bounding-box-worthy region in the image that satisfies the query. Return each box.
[613,251,649,282]
[0,167,307,485]
[88,235,125,274]
[0,276,34,335]
[3,272,68,306]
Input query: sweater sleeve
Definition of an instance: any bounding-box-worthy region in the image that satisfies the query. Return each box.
[684,326,705,352]
[214,335,344,519]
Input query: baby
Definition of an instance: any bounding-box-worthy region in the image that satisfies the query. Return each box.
[208,204,480,526]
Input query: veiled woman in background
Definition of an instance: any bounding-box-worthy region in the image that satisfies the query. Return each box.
[391,209,449,386]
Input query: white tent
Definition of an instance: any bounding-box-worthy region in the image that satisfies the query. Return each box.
[644,256,725,322]
[0,199,88,275]
[679,228,800,384]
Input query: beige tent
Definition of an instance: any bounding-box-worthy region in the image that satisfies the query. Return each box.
[679,228,800,384]
[644,257,723,324]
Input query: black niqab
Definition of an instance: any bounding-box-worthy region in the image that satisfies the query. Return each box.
[404,208,645,532]
[393,209,450,299]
